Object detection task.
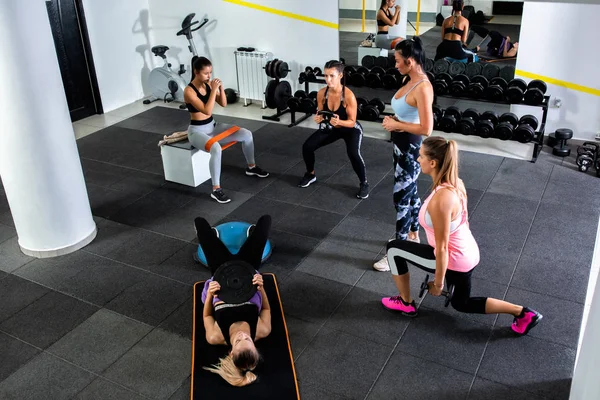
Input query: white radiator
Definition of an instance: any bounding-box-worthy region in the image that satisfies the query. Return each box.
[234,50,273,107]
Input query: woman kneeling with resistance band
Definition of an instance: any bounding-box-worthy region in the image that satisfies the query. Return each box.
[382,137,542,335]
[196,215,272,386]
[298,60,369,199]
[184,56,269,204]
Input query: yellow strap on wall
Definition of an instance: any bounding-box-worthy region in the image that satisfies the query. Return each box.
[223,0,339,30]
[515,69,600,97]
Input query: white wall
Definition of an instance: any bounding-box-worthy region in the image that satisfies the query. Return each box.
[340,0,378,10]
[82,0,155,112]
[147,0,338,95]
[407,0,439,13]
[512,2,600,141]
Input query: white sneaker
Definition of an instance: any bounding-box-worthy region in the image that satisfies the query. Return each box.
[373,256,390,272]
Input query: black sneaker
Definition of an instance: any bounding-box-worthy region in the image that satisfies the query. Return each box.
[357,182,369,199]
[246,166,270,178]
[210,189,231,204]
[298,172,316,188]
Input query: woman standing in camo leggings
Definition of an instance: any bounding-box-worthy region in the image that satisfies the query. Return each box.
[373,36,434,272]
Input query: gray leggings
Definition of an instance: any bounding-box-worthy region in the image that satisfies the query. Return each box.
[187,122,255,187]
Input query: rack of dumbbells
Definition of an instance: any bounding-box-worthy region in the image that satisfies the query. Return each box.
[426,58,550,163]
[262,59,293,122]
[286,66,323,127]
[575,142,600,177]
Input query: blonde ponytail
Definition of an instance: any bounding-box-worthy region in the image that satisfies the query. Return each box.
[423,137,466,197]
[204,354,257,387]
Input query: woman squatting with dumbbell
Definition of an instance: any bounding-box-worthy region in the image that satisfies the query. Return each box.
[373,37,433,271]
[382,137,542,336]
[298,60,370,200]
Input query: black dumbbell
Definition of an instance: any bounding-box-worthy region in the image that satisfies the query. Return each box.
[468,75,489,99]
[505,78,528,104]
[494,112,518,141]
[433,59,450,75]
[513,115,539,143]
[418,274,455,307]
[375,56,389,68]
[552,128,573,157]
[369,98,385,114]
[356,97,369,121]
[449,74,470,96]
[459,108,480,136]
[434,73,453,95]
[465,62,483,78]
[439,106,462,133]
[308,91,318,100]
[448,61,467,76]
[576,143,598,172]
[432,105,443,129]
[484,77,508,102]
[351,67,370,87]
[383,68,402,90]
[524,79,548,105]
[366,66,386,89]
[361,55,376,69]
[482,63,500,80]
[476,110,499,139]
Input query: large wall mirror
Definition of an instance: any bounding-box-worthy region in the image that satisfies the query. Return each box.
[339,0,525,115]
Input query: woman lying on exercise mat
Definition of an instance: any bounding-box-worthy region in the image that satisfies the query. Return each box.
[382,137,542,336]
[470,26,519,59]
[298,60,369,199]
[434,0,477,62]
[184,56,269,204]
[375,0,404,49]
[196,215,272,386]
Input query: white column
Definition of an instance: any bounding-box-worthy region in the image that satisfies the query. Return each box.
[0,0,96,257]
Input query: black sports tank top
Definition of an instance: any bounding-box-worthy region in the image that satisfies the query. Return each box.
[186,82,211,113]
[322,87,348,121]
[377,8,392,27]
[213,302,259,346]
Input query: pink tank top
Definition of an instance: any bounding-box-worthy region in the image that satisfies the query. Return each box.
[417,183,480,272]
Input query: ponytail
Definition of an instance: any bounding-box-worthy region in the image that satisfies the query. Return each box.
[394,36,426,67]
[423,137,465,197]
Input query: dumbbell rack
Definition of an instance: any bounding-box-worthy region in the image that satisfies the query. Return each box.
[437,93,550,163]
[286,76,326,128]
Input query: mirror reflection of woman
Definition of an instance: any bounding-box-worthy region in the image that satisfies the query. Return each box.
[375,0,404,50]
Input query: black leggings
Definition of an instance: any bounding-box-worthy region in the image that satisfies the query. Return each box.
[434,40,473,61]
[302,125,367,183]
[194,215,271,274]
[386,239,487,314]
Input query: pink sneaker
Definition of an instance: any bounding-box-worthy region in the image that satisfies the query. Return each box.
[511,307,542,335]
[382,295,417,317]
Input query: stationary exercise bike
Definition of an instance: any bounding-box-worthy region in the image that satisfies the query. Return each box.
[143,13,208,108]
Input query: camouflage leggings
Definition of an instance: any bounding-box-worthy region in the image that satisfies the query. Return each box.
[393,141,422,240]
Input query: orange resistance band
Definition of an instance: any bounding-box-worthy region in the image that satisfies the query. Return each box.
[204,126,240,152]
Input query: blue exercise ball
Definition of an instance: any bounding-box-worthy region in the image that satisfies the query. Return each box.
[195,221,272,266]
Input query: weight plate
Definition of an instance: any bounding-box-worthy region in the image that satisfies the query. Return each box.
[499,112,519,127]
[265,61,272,78]
[499,65,516,82]
[313,67,322,76]
[552,147,571,157]
[370,98,385,113]
[477,120,495,138]
[459,118,477,135]
[450,81,467,96]
[298,72,307,84]
[371,66,386,76]
[308,91,318,100]
[367,73,383,88]
[300,98,316,114]
[439,116,457,133]
[362,105,379,121]
[433,59,450,75]
[484,85,504,101]
[445,106,462,120]
[269,59,278,78]
[265,80,278,109]
[382,74,398,90]
[449,61,466,76]
[519,114,539,131]
[356,97,369,108]
[424,58,434,73]
[361,55,375,69]
[494,122,513,141]
[287,97,300,111]
[490,77,508,90]
[524,88,544,105]
[467,83,484,99]
[527,79,547,93]
[357,66,369,75]
[434,80,449,95]
[345,66,357,75]
[482,63,500,80]
[436,73,453,84]
[352,73,366,87]
[555,128,573,140]
[465,62,482,78]
[509,78,527,92]
[505,87,524,103]
[471,75,489,87]
[375,56,388,68]
[432,105,443,120]
[480,110,499,125]
[305,66,314,74]
[278,61,289,79]
[514,125,535,143]
[213,260,257,304]
[453,74,470,85]
[462,108,479,121]
[294,90,307,98]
